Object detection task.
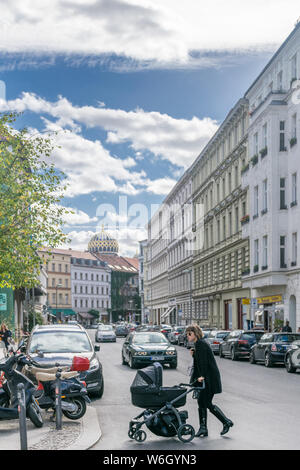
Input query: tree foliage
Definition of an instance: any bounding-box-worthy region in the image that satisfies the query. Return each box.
[0,112,70,290]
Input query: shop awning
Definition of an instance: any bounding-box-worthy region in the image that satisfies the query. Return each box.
[48,308,77,316]
[78,312,95,320]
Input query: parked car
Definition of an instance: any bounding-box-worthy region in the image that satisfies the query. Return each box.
[177,327,210,348]
[284,340,300,373]
[95,324,116,342]
[220,330,265,360]
[250,332,300,367]
[115,324,130,337]
[23,324,104,398]
[205,330,231,354]
[168,326,185,344]
[160,324,172,339]
[121,331,177,369]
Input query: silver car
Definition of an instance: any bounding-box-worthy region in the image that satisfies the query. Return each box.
[205,330,230,354]
[95,324,117,342]
[168,326,185,344]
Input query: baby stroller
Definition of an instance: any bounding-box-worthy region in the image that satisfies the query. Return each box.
[128,362,204,443]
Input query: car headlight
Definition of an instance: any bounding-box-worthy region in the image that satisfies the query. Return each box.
[166,350,176,355]
[134,351,148,356]
[89,357,100,370]
[291,344,299,350]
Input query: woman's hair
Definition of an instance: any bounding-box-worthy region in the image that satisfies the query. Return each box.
[0,323,7,332]
[186,324,203,340]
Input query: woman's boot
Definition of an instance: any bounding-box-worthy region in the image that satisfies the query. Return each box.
[195,408,208,437]
[209,405,234,435]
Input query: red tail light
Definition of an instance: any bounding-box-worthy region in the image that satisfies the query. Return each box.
[238,340,248,345]
[271,344,277,352]
[175,332,179,335]
[37,381,44,391]
[213,341,220,345]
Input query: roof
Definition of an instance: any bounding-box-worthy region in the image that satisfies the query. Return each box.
[93,253,138,273]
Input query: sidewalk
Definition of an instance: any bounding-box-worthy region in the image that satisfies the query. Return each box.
[0,405,101,450]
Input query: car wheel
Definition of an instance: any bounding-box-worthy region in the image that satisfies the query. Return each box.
[91,378,104,399]
[170,361,177,369]
[122,352,127,365]
[249,351,256,364]
[219,346,224,358]
[265,352,273,368]
[231,348,237,361]
[129,355,136,369]
[285,355,296,373]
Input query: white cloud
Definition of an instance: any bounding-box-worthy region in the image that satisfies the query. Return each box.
[0,92,218,169]
[0,0,298,69]
[62,206,98,227]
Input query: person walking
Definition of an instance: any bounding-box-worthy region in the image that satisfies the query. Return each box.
[186,324,233,438]
[282,320,292,332]
[0,323,12,349]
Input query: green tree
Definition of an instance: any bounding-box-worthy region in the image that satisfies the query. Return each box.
[0,113,71,333]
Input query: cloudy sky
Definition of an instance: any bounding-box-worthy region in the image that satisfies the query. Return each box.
[0,0,299,255]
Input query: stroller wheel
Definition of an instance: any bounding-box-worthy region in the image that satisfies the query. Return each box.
[134,430,147,442]
[177,424,195,443]
[128,428,136,439]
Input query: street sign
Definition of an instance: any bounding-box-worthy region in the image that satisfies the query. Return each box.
[178,309,183,317]
[242,298,250,305]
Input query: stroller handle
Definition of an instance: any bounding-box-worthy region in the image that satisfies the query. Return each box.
[179,380,205,389]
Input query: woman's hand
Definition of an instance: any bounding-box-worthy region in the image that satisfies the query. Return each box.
[190,348,195,356]
[197,376,205,383]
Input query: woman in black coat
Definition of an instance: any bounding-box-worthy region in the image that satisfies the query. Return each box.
[186,324,233,437]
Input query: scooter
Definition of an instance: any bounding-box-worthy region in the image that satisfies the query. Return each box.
[0,354,43,427]
[16,355,91,420]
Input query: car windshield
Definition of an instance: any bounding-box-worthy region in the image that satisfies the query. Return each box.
[99,325,113,331]
[275,334,300,343]
[133,333,168,345]
[241,333,263,341]
[29,331,92,353]
[216,332,229,338]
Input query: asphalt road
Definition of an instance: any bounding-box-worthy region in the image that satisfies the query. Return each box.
[86,330,300,450]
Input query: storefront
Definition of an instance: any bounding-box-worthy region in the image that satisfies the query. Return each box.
[254,295,284,331]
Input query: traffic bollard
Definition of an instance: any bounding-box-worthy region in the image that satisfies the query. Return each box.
[17,383,28,450]
[55,369,62,430]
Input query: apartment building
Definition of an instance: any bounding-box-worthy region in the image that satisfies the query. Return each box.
[191,98,251,329]
[242,22,300,331]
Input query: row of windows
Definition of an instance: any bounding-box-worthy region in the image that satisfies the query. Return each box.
[252,174,297,217]
[74,299,109,309]
[74,272,109,282]
[253,233,298,270]
[51,293,69,305]
[74,285,109,295]
[50,263,68,273]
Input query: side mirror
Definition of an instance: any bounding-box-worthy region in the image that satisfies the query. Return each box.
[124,341,129,345]
[94,344,100,352]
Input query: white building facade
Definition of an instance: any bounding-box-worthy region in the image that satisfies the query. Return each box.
[242,22,300,332]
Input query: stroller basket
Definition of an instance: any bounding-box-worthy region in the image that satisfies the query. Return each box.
[130,362,187,409]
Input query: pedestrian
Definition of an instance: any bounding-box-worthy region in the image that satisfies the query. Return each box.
[0,323,12,349]
[186,324,233,437]
[282,320,292,332]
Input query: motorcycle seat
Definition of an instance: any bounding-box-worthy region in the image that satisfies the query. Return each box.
[35,371,79,382]
[27,365,70,376]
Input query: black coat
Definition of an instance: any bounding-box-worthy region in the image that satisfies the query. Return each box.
[192,338,222,396]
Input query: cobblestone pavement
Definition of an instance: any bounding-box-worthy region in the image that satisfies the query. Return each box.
[29,419,82,450]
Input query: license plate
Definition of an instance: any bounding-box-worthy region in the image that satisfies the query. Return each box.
[151,356,161,361]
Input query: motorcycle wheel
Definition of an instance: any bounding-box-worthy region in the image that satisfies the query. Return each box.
[62,397,87,420]
[27,399,44,428]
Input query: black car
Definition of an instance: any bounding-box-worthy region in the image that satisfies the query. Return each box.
[121,331,177,369]
[284,340,300,373]
[220,330,265,360]
[250,332,300,367]
[24,324,104,398]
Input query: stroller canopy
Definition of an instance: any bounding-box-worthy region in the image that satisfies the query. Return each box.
[130,362,163,394]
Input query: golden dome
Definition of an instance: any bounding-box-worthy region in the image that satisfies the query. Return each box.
[88,226,119,254]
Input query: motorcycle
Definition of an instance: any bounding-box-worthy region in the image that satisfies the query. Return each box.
[0,354,43,427]
[17,355,91,420]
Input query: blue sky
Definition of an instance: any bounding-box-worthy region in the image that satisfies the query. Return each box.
[0,1,299,256]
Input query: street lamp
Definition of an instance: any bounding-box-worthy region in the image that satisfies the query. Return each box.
[181,268,192,325]
[56,283,62,322]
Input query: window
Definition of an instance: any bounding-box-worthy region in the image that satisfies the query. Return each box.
[254,185,259,216]
[292,114,297,140]
[262,236,268,268]
[217,219,220,243]
[65,294,69,305]
[75,300,77,308]
[235,166,239,187]
[52,263,55,272]
[291,54,297,80]
[254,132,258,155]
[223,216,226,240]
[292,173,297,205]
[52,293,56,304]
[292,233,298,266]
[52,278,55,287]
[262,179,268,213]
[242,201,246,217]
[280,236,286,268]
[280,178,286,209]
[65,279,68,288]
[235,206,239,233]
[277,70,283,91]
[262,123,268,149]
[280,121,286,151]
[217,183,220,203]
[228,173,232,193]
[254,239,259,267]
[58,264,62,272]
[74,272,77,280]
[65,264,68,273]
[228,212,232,237]
[210,224,214,247]
[74,285,77,294]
